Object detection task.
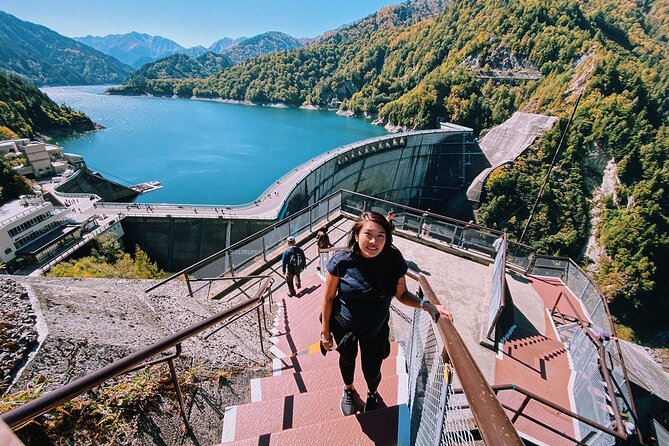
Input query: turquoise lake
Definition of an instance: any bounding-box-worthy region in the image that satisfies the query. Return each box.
[42,86,388,205]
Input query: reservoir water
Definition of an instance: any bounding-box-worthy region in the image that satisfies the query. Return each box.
[43,86,388,205]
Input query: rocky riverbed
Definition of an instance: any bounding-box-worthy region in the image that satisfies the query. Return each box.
[0,275,275,445]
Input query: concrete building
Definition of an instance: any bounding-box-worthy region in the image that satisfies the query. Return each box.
[0,195,70,267]
[0,139,68,179]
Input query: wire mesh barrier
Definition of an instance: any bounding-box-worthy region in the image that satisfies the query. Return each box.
[390,299,477,446]
[393,272,522,445]
[564,326,616,445]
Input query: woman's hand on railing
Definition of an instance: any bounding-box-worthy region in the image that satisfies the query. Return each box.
[425,302,453,323]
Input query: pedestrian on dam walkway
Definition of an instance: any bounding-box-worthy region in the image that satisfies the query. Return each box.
[282,236,306,297]
[320,211,452,416]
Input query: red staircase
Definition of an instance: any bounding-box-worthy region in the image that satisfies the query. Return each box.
[217,272,410,445]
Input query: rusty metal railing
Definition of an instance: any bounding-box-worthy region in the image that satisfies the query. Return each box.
[1,277,273,431]
[490,384,627,444]
[406,270,523,445]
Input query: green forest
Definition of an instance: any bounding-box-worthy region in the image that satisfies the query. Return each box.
[114,0,668,329]
[0,72,98,204]
[0,72,96,140]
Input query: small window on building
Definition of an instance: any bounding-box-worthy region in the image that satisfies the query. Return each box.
[4,247,12,254]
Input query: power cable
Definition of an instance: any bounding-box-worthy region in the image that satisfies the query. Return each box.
[519,90,583,244]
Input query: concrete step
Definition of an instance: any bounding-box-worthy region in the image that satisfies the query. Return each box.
[222,381,409,442]
[251,363,408,403]
[272,294,323,335]
[220,404,410,446]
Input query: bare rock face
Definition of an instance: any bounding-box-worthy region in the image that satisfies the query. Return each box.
[0,278,38,392]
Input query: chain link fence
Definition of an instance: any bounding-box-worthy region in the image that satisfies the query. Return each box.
[391,302,477,446]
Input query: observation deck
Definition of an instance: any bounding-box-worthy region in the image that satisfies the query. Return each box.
[2,190,644,445]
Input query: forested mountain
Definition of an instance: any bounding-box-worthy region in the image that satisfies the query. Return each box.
[221,31,303,64]
[118,0,668,329]
[0,72,96,139]
[118,52,233,94]
[0,11,133,86]
[110,32,305,91]
[75,32,188,68]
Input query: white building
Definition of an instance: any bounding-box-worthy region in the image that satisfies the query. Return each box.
[1,139,68,178]
[0,195,70,265]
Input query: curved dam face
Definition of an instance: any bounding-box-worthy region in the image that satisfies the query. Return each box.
[280,128,486,220]
[117,127,489,271]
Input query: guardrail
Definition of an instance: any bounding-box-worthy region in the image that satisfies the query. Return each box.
[145,189,537,296]
[403,270,523,445]
[1,277,274,431]
[0,203,51,229]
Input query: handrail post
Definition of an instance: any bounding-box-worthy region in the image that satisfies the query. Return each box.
[257,307,264,354]
[512,394,531,423]
[227,251,234,277]
[309,207,313,232]
[261,236,267,262]
[185,274,193,298]
[167,346,190,431]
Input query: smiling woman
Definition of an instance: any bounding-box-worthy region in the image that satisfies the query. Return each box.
[319,211,452,416]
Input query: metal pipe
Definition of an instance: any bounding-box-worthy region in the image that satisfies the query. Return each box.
[407,271,523,445]
[168,355,190,431]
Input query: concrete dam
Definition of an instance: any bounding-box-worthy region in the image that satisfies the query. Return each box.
[93,125,490,271]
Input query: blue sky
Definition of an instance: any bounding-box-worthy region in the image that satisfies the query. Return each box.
[1,0,402,47]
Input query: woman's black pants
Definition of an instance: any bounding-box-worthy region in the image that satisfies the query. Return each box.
[330,316,390,394]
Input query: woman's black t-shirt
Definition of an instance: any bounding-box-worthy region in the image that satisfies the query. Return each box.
[326,247,408,339]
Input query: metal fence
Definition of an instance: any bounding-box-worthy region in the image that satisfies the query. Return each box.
[529,255,636,443]
[403,307,476,445]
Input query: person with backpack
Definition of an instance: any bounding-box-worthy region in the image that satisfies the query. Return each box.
[282,236,306,297]
[316,227,334,251]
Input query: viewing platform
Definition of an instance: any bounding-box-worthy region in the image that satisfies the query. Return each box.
[3,190,661,445]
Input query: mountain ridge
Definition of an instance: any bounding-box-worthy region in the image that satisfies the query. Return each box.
[0,11,133,86]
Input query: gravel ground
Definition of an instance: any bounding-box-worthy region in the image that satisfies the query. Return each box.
[1,275,275,445]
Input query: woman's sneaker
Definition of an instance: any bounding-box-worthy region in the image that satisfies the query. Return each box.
[340,388,355,416]
[364,391,379,412]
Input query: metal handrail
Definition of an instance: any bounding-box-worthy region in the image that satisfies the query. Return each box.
[529,253,639,432]
[406,270,523,445]
[144,189,345,293]
[550,291,627,437]
[490,384,627,442]
[1,277,273,429]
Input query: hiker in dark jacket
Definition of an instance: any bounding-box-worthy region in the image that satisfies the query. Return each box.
[320,211,452,416]
[282,236,306,297]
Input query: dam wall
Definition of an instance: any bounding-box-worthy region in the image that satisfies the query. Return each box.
[121,216,270,272]
[280,128,487,220]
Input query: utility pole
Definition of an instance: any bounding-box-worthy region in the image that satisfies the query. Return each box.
[519,90,583,245]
